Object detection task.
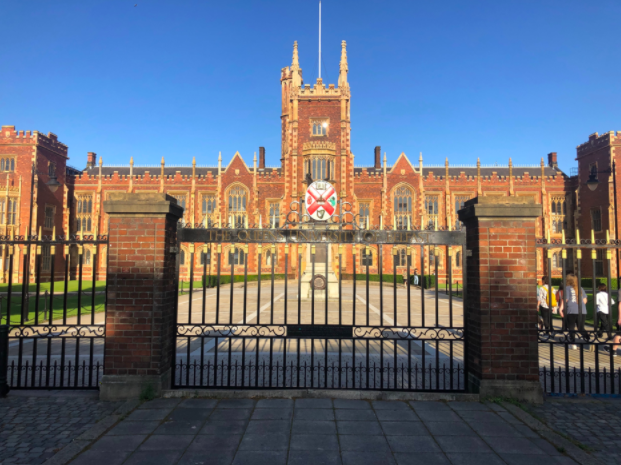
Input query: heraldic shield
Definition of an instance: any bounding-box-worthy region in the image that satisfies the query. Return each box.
[306,181,337,221]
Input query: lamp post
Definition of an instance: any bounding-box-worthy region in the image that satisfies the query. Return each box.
[585,159,619,296]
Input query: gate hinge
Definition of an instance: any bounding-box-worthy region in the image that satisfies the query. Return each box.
[466,249,473,257]
[170,246,179,254]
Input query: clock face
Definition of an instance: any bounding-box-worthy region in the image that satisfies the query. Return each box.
[306,181,337,221]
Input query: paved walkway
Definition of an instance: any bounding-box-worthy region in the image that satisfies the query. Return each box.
[68,398,576,465]
[0,392,121,464]
[528,397,621,465]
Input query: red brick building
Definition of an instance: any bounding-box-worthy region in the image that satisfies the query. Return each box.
[1,41,616,284]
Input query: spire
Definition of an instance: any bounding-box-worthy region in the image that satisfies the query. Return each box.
[291,41,302,87]
[292,41,300,71]
[338,40,349,88]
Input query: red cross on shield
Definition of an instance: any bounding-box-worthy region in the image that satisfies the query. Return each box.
[306,181,337,221]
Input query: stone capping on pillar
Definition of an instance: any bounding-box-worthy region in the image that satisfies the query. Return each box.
[458,195,544,403]
[103,192,184,217]
[100,193,183,401]
[458,195,542,220]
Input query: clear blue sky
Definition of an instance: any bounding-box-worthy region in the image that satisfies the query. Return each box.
[1,0,619,171]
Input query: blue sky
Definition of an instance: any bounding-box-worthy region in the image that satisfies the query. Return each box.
[1,0,619,171]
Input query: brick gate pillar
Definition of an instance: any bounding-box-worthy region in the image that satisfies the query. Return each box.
[100,193,183,400]
[458,196,543,402]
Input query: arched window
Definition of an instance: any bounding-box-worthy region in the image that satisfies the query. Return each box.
[311,119,328,136]
[455,251,462,268]
[85,249,92,266]
[307,157,334,181]
[394,248,407,267]
[201,195,216,227]
[0,158,15,172]
[358,203,370,228]
[228,186,247,228]
[200,250,211,265]
[228,248,245,266]
[393,186,412,230]
[180,250,186,266]
[76,195,93,233]
[265,249,277,266]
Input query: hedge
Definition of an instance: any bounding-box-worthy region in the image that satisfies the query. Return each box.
[340,274,437,289]
[179,274,292,289]
[180,273,439,289]
[551,277,619,290]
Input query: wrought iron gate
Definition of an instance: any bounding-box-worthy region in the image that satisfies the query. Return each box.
[537,235,621,394]
[0,233,107,390]
[174,218,467,392]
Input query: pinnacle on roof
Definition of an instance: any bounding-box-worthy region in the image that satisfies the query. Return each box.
[292,41,300,71]
[338,40,348,88]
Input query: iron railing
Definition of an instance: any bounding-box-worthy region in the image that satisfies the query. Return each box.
[0,232,108,390]
[537,232,621,394]
[173,223,467,392]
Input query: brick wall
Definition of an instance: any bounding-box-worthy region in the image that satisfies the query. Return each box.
[459,196,543,400]
[104,203,180,378]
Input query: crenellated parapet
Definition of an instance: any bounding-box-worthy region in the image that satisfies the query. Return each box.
[577,131,620,157]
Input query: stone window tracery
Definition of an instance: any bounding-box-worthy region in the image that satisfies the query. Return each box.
[228,247,245,266]
[202,194,217,227]
[306,157,334,181]
[551,196,567,234]
[0,198,17,225]
[76,194,93,233]
[454,195,472,230]
[269,202,280,228]
[359,202,370,228]
[393,186,412,230]
[228,186,248,228]
[311,119,328,136]
[394,247,408,267]
[0,158,15,172]
[425,195,439,229]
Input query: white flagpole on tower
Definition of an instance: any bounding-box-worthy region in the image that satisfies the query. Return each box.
[319,0,322,79]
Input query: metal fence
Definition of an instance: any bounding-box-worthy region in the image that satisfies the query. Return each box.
[537,233,621,394]
[0,232,107,390]
[174,224,467,392]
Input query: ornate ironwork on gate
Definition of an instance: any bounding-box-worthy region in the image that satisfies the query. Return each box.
[537,233,621,394]
[0,232,108,390]
[173,203,467,391]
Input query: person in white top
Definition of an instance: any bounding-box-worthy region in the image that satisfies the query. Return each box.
[596,283,614,338]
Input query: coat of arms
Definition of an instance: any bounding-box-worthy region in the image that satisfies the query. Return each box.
[306,181,337,221]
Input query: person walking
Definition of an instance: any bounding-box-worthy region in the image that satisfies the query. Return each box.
[413,268,419,287]
[595,283,614,338]
[564,275,590,346]
[556,272,575,331]
[537,276,554,331]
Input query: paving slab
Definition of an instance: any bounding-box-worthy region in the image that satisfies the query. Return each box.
[63,398,590,465]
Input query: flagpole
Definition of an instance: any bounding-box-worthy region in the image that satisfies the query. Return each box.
[319,0,321,79]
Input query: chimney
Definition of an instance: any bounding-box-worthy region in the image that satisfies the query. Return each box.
[86,152,96,169]
[259,147,266,169]
[547,152,558,169]
[374,146,381,169]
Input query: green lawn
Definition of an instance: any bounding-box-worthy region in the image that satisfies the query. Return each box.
[0,293,106,325]
[0,280,107,294]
